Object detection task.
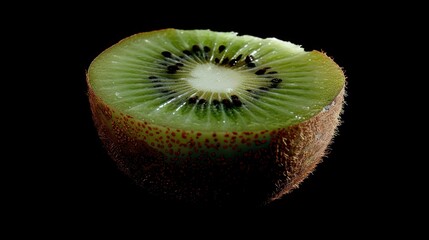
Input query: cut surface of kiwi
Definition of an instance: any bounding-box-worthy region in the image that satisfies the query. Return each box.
[87,29,345,206]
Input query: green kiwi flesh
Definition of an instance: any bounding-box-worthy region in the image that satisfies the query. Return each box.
[87,29,345,206]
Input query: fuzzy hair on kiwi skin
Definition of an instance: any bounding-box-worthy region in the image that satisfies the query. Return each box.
[87,76,345,207]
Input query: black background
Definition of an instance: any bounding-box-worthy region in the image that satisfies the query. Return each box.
[11,4,420,229]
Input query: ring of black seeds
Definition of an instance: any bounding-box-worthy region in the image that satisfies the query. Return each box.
[147,44,284,111]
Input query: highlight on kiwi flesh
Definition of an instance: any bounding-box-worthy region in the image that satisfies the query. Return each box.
[87,29,345,206]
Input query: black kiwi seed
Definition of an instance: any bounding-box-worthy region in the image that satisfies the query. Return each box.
[247,62,256,68]
[183,50,192,55]
[215,58,220,64]
[245,55,256,68]
[212,99,220,107]
[267,71,278,74]
[188,96,198,104]
[227,55,241,66]
[255,67,271,75]
[218,45,226,53]
[162,51,172,58]
[271,78,283,83]
[245,55,254,63]
[233,99,242,107]
[204,46,210,52]
[221,57,229,65]
[231,95,242,107]
[259,87,269,91]
[269,78,283,88]
[197,99,206,105]
[167,65,179,74]
[222,99,232,109]
[192,45,201,52]
[167,65,178,71]
[229,59,238,66]
[255,69,266,75]
[176,63,184,67]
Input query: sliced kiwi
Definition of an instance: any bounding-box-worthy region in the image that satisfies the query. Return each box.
[87,29,345,206]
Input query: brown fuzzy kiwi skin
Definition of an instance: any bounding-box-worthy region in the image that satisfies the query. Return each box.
[87,75,344,207]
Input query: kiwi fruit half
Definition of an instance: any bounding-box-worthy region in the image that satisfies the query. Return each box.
[87,29,345,206]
